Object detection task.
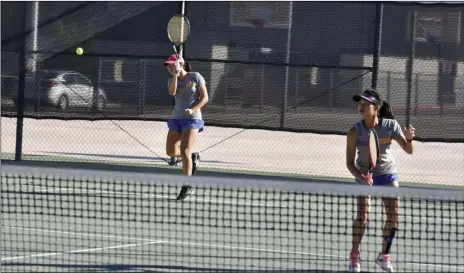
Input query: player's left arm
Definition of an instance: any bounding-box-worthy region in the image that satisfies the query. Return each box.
[393,120,415,155]
[191,73,209,112]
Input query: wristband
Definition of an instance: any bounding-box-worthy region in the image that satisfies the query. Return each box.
[407,138,413,143]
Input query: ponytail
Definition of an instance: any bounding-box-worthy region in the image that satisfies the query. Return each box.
[379,101,395,119]
[183,61,191,72]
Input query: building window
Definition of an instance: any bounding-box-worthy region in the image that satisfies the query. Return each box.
[114,61,123,82]
[229,2,291,28]
[415,11,443,43]
[408,10,461,44]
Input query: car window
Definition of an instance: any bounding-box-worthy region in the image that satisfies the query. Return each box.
[73,74,91,86]
[42,72,59,80]
[62,74,75,84]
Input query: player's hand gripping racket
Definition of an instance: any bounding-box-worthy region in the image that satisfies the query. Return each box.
[167,14,191,75]
[367,129,380,185]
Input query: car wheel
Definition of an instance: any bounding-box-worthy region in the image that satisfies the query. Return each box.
[58,94,69,111]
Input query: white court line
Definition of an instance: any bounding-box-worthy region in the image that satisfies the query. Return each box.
[1,241,163,261]
[3,226,464,271]
[2,226,348,260]
[25,186,464,224]
[2,226,340,261]
[4,226,151,242]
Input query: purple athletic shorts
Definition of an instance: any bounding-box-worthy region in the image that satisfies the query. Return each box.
[355,173,400,186]
[167,119,204,133]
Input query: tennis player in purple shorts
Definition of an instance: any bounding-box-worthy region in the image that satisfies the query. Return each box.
[164,54,209,200]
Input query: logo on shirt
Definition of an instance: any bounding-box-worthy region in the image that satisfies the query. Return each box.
[360,137,392,146]
[186,81,197,88]
[379,137,392,145]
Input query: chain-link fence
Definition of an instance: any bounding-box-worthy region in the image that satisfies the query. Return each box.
[2,1,463,186]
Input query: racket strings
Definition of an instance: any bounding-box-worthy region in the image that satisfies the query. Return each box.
[168,15,190,46]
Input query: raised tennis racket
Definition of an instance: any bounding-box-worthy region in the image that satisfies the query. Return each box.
[167,14,191,73]
[367,128,380,184]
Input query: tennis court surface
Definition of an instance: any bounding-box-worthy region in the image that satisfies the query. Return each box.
[2,164,464,273]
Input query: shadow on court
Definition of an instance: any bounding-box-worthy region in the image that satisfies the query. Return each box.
[1,159,340,185]
[40,151,246,166]
[2,263,344,273]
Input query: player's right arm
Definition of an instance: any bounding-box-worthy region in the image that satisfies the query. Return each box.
[346,127,369,184]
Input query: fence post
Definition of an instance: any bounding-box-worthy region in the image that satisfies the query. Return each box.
[139,60,145,115]
[294,70,299,112]
[92,57,100,115]
[414,73,419,116]
[15,2,29,161]
[405,10,416,127]
[386,71,391,103]
[280,1,293,129]
[179,1,186,56]
[329,70,334,110]
[179,1,187,115]
[372,2,383,89]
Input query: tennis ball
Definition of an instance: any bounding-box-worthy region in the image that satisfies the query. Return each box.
[76,47,83,55]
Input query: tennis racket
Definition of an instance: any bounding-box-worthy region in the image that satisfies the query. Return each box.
[367,128,380,185]
[167,14,191,74]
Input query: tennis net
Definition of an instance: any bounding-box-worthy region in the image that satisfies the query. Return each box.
[2,164,463,272]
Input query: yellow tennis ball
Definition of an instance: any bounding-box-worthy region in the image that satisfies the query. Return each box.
[76,47,83,55]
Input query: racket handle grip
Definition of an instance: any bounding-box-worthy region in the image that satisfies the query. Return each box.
[366,172,373,185]
[174,54,181,75]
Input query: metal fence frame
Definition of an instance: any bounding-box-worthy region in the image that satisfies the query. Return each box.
[4,2,464,161]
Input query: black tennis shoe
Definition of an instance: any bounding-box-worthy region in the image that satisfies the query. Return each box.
[191,152,200,175]
[168,156,180,166]
[176,152,200,200]
[176,185,193,200]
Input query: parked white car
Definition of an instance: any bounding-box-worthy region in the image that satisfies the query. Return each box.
[13,70,107,111]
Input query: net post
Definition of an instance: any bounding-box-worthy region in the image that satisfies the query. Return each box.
[371,2,383,90]
[15,1,29,161]
[405,10,417,127]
